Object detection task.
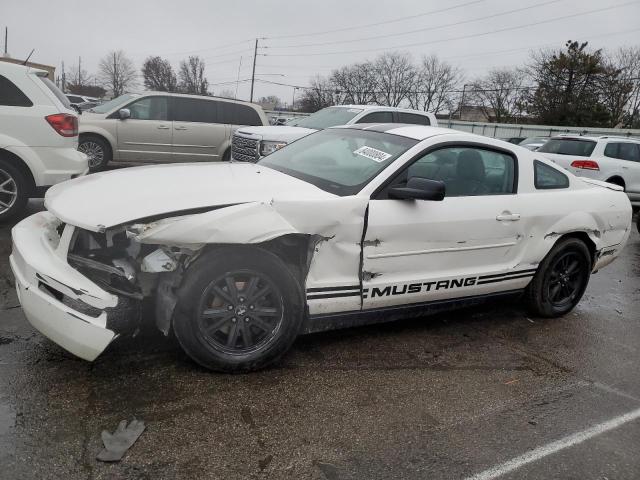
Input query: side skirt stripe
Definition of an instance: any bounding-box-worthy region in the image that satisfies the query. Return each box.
[478,268,538,280]
[307,291,361,300]
[477,273,534,285]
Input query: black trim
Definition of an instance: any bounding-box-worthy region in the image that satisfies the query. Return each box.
[478,268,537,280]
[303,289,524,334]
[533,159,570,190]
[307,291,361,300]
[372,140,520,200]
[477,273,534,285]
[306,285,360,293]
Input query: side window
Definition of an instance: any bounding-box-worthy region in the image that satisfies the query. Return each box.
[219,103,262,126]
[67,95,83,103]
[0,75,33,107]
[173,98,219,123]
[618,143,640,162]
[402,146,515,197]
[397,112,430,125]
[604,142,619,159]
[356,111,394,123]
[534,160,569,189]
[128,97,168,121]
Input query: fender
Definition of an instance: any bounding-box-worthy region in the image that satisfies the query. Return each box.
[0,133,42,186]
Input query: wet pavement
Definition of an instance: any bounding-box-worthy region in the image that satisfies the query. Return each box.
[0,201,639,479]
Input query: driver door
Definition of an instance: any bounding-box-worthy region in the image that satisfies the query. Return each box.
[116,96,173,162]
[362,145,529,310]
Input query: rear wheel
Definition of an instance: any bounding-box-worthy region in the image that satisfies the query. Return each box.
[79,135,111,171]
[525,238,591,317]
[0,157,29,223]
[173,248,303,372]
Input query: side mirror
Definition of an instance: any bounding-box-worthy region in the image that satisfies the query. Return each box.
[119,108,131,120]
[388,177,445,201]
[71,104,82,115]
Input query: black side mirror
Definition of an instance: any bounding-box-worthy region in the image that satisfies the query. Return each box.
[71,104,82,115]
[388,177,445,201]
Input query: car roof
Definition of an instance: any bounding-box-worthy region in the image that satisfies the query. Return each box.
[331,104,432,114]
[137,91,260,107]
[552,134,640,142]
[333,123,468,141]
[0,60,47,76]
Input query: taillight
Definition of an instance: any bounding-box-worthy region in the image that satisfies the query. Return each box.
[571,160,599,171]
[45,114,78,137]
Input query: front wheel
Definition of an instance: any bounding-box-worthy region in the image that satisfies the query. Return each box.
[525,238,592,317]
[78,136,111,171]
[173,248,303,372]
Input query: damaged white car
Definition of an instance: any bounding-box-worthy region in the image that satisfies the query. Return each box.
[10,124,632,372]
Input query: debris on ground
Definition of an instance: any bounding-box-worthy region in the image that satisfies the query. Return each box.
[96,419,145,462]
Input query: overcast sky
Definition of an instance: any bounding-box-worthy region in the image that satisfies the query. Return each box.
[3,0,639,103]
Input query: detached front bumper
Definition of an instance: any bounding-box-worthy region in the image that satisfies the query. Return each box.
[10,211,123,361]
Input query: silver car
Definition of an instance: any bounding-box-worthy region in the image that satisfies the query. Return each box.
[78,92,268,170]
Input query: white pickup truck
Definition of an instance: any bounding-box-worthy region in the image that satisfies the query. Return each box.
[231,105,437,162]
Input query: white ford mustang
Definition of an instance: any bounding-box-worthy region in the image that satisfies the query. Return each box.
[10,124,632,372]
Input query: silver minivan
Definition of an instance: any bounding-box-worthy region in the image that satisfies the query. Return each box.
[78,92,268,170]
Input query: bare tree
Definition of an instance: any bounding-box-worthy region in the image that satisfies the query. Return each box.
[297,75,335,112]
[179,56,209,95]
[98,50,137,98]
[330,62,378,105]
[470,68,527,123]
[407,55,463,114]
[218,88,236,99]
[142,56,177,92]
[373,52,417,107]
[602,46,640,127]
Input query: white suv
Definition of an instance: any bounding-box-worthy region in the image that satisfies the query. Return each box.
[232,105,437,162]
[538,135,640,209]
[0,62,87,221]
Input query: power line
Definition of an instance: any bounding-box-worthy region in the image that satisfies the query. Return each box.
[262,0,485,40]
[139,39,254,58]
[264,0,565,49]
[260,1,640,57]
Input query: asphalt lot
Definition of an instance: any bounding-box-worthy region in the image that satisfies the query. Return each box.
[0,201,639,480]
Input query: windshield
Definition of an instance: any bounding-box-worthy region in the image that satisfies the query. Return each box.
[288,107,363,130]
[258,128,417,196]
[91,93,139,113]
[538,138,597,156]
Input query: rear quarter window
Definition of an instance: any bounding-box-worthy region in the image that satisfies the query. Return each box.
[534,160,569,189]
[397,112,431,125]
[219,102,262,126]
[537,139,596,156]
[0,75,33,107]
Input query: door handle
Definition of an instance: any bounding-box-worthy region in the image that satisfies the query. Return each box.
[174,126,187,131]
[157,125,170,130]
[496,212,521,222]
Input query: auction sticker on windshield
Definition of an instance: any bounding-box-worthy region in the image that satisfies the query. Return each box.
[354,146,392,162]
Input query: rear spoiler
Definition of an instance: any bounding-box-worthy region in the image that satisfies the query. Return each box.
[580,177,624,191]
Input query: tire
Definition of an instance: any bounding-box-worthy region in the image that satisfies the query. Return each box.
[78,135,111,171]
[636,213,640,234]
[172,248,304,372]
[0,157,30,223]
[525,237,592,318]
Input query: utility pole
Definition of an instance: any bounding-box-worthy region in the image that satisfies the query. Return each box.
[235,56,243,100]
[78,56,82,85]
[249,38,258,103]
[61,61,66,93]
[3,27,7,56]
[458,84,468,120]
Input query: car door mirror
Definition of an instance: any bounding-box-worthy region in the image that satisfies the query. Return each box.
[119,108,131,120]
[388,177,445,201]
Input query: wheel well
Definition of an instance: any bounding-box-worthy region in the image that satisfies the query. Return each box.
[555,232,597,265]
[605,176,625,189]
[0,148,36,195]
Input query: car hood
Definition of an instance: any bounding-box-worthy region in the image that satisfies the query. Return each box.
[235,125,318,143]
[45,162,334,232]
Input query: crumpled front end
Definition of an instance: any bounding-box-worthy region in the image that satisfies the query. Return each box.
[10,212,139,360]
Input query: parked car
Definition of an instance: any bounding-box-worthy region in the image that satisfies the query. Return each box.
[78,92,268,170]
[232,105,437,162]
[11,125,631,371]
[538,135,640,209]
[519,136,549,151]
[501,137,526,144]
[66,94,100,105]
[0,62,87,221]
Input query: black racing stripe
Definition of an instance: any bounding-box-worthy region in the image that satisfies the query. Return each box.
[477,273,534,285]
[478,268,537,280]
[307,285,360,293]
[307,291,361,300]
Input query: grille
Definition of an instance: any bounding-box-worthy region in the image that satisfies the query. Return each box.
[231,134,259,163]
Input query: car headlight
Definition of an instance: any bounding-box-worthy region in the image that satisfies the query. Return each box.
[260,141,287,156]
